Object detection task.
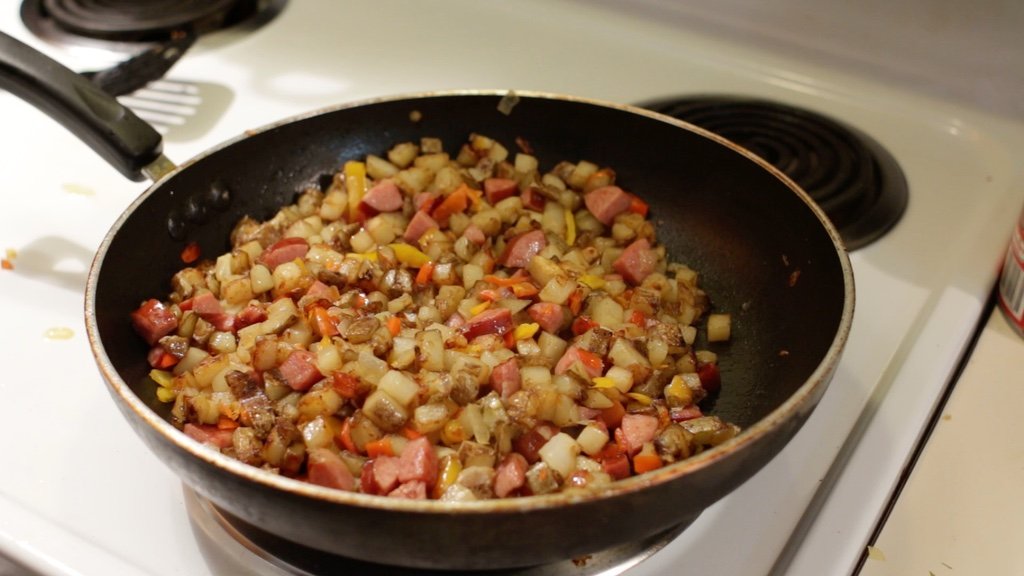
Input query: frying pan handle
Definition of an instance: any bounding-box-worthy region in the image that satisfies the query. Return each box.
[0,31,164,182]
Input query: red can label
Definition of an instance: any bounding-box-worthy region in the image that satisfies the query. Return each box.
[998,206,1024,336]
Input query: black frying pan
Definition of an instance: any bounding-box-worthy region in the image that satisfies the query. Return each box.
[0,31,853,570]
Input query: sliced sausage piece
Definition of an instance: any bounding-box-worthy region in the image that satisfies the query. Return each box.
[500,229,547,268]
[527,302,565,334]
[307,448,356,491]
[369,455,401,494]
[521,186,546,212]
[234,303,267,329]
[461,307,513,340]
[131,299,178,345]
[190,291,235,332]
[618,413,660,455]
[597,444,631,480]
[183,423,234,449]
[612,238,657,285]
[397,436,439,487]
[360,180,403,212]
[483,177,518,204]
[554,345,604,379]
[278,350,322,391]
[259,237,310,270]
[462,224,486,245]
[493,453,528,498]
[584,185,632,225]
[404,210,439,242]
[388,480,428,499]
[489,357,521,399]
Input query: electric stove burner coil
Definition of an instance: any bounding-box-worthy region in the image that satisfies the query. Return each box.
[641,96,908,250]
[39,0,244,41]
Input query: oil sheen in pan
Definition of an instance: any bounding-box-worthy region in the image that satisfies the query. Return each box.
[184,486,687,575]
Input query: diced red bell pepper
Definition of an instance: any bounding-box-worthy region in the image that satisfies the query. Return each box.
[596,443,631,480]
[698,363,721,394]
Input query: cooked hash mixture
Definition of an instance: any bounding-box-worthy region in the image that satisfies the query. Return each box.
[132,133,737,500]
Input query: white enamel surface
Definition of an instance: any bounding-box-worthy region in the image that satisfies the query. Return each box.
[1,1,1022,575]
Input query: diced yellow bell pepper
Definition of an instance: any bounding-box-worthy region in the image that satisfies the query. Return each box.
[469,300,492,317]
[441,419,466,445]
[388,243,430,267]
[664,375,694,406]
[433,455,463,498]
[564,209,577,246]
[149,368,174,388]
[155,387,177,403]
[513,322,540,340]
[578,274,606,290]
[591,376,617,389]
[626,392,653,406]
[346,251,379,262]
[344,160,367,222]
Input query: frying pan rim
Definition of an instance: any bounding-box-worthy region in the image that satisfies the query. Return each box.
[84,89,854,514]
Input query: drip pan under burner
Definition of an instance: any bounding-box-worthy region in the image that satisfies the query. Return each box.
[640,95,908,250]
[184,487,687,575]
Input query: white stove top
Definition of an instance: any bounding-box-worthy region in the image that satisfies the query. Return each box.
[1,1,1022,575]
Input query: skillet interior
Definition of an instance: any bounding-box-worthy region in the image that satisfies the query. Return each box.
[89,93,850,568]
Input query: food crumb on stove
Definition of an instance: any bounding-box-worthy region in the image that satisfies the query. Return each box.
[62,183,95,196]
[180,241,201,264]
[788,268,802,287]
[44,327,75,340]
[497,90,520,115]
[571,555,592,567]
[408,109,422,123]
[2,248,16,270]
[778,349,790,357]
[865,545,886,561]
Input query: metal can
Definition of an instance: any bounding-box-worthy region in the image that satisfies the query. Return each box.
[998,203,1024,337]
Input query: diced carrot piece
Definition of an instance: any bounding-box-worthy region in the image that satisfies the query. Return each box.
[632,452,663,474]
[568,287,585,315]
[511,282,539,299]
[337,417,358,453]
[400,426,424,440]
[415,261,434,286]
[431,184,470,223]
[332,372,361,399]
[386,316,402,337]
[310,306,339,337]
[628,194,649,217]
[366,437,395,458]
[217,416,239,431]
